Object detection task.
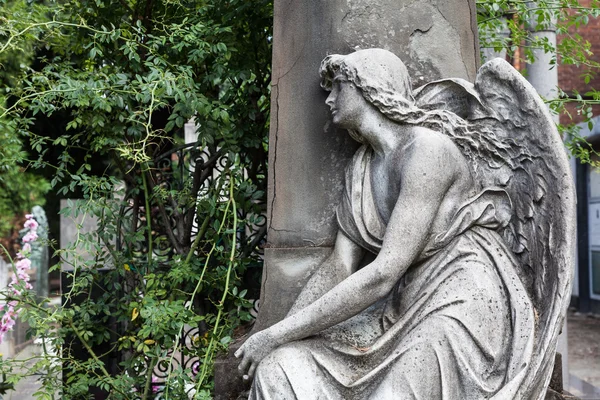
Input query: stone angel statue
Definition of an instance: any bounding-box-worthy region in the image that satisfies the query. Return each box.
[235,49,575,399]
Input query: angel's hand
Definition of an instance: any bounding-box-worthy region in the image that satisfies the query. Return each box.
[234,329,280,381]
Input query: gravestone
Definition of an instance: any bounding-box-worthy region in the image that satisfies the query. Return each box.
[60,199,116,400]
[28,206,49,299]
[255,0,480,332]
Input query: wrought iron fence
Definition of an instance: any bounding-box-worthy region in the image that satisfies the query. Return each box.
[115,140,266,393]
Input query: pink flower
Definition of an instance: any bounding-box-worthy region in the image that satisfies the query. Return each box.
[0,212,38,344]
[23,219,38,230]
[15,259,31,270]
[0,304,16,342]
[17,271,28,281]
[17,244,32,260]
[2,314,13,325]
[22,231,38,243]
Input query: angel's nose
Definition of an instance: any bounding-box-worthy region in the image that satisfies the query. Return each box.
[325,92,335,108]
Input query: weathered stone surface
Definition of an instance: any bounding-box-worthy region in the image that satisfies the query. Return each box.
[259,0,480,332]
[214,356,247,400]
[253,247,331,330]
[545,388,580,400]
[550,352,564,394]
[268,0,479,247]
[237,49,575,399]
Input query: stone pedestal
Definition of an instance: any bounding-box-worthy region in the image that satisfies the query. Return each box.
[255,0,480,331]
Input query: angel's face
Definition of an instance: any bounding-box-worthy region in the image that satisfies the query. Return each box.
[325,74,367,130]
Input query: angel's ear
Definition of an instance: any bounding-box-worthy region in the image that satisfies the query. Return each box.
[413,78,486,120]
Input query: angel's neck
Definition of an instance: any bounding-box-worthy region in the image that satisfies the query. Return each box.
[358,114,413,157]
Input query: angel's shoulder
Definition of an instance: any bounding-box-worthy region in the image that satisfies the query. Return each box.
[405,127,463,163]
[394,132,460,182]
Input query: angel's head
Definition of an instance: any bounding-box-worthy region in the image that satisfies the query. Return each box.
[320,49,417,139]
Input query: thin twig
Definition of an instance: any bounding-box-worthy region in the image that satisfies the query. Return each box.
[196,173,238,391]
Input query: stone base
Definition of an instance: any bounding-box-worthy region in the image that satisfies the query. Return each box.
[253,247,332,331]
[545,388,580,400]
[214,351,249,400]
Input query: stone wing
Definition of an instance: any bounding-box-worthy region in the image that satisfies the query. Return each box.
[415,58,576,400]
[478,59,576,400]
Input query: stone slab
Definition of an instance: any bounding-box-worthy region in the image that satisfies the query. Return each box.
[253,247,331,331]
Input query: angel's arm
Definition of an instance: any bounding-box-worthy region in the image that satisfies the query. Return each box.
[287,230,365,316]
[236,139,457,377]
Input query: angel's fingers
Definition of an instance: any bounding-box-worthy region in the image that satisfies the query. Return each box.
[238,354,251,374]
[234,347,243,359]
[247,362,258,380]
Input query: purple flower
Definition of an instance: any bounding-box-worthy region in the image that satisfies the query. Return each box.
[151,376,160,393]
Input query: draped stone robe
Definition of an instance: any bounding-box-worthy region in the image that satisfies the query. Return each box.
[251,145,535,400]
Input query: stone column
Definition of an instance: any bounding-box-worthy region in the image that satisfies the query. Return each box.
[30,206,49,299]
[255,0,481,330]
[526,7,558,109]
[525,6,570,388]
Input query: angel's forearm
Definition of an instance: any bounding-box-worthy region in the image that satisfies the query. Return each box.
[269,265,393,343]
[288,231,364,316]
[287,255,350,316]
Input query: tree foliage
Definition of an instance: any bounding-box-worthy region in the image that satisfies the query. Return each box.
[0,1,50,243]
[477,0,600,161]
[0,0,271,398]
